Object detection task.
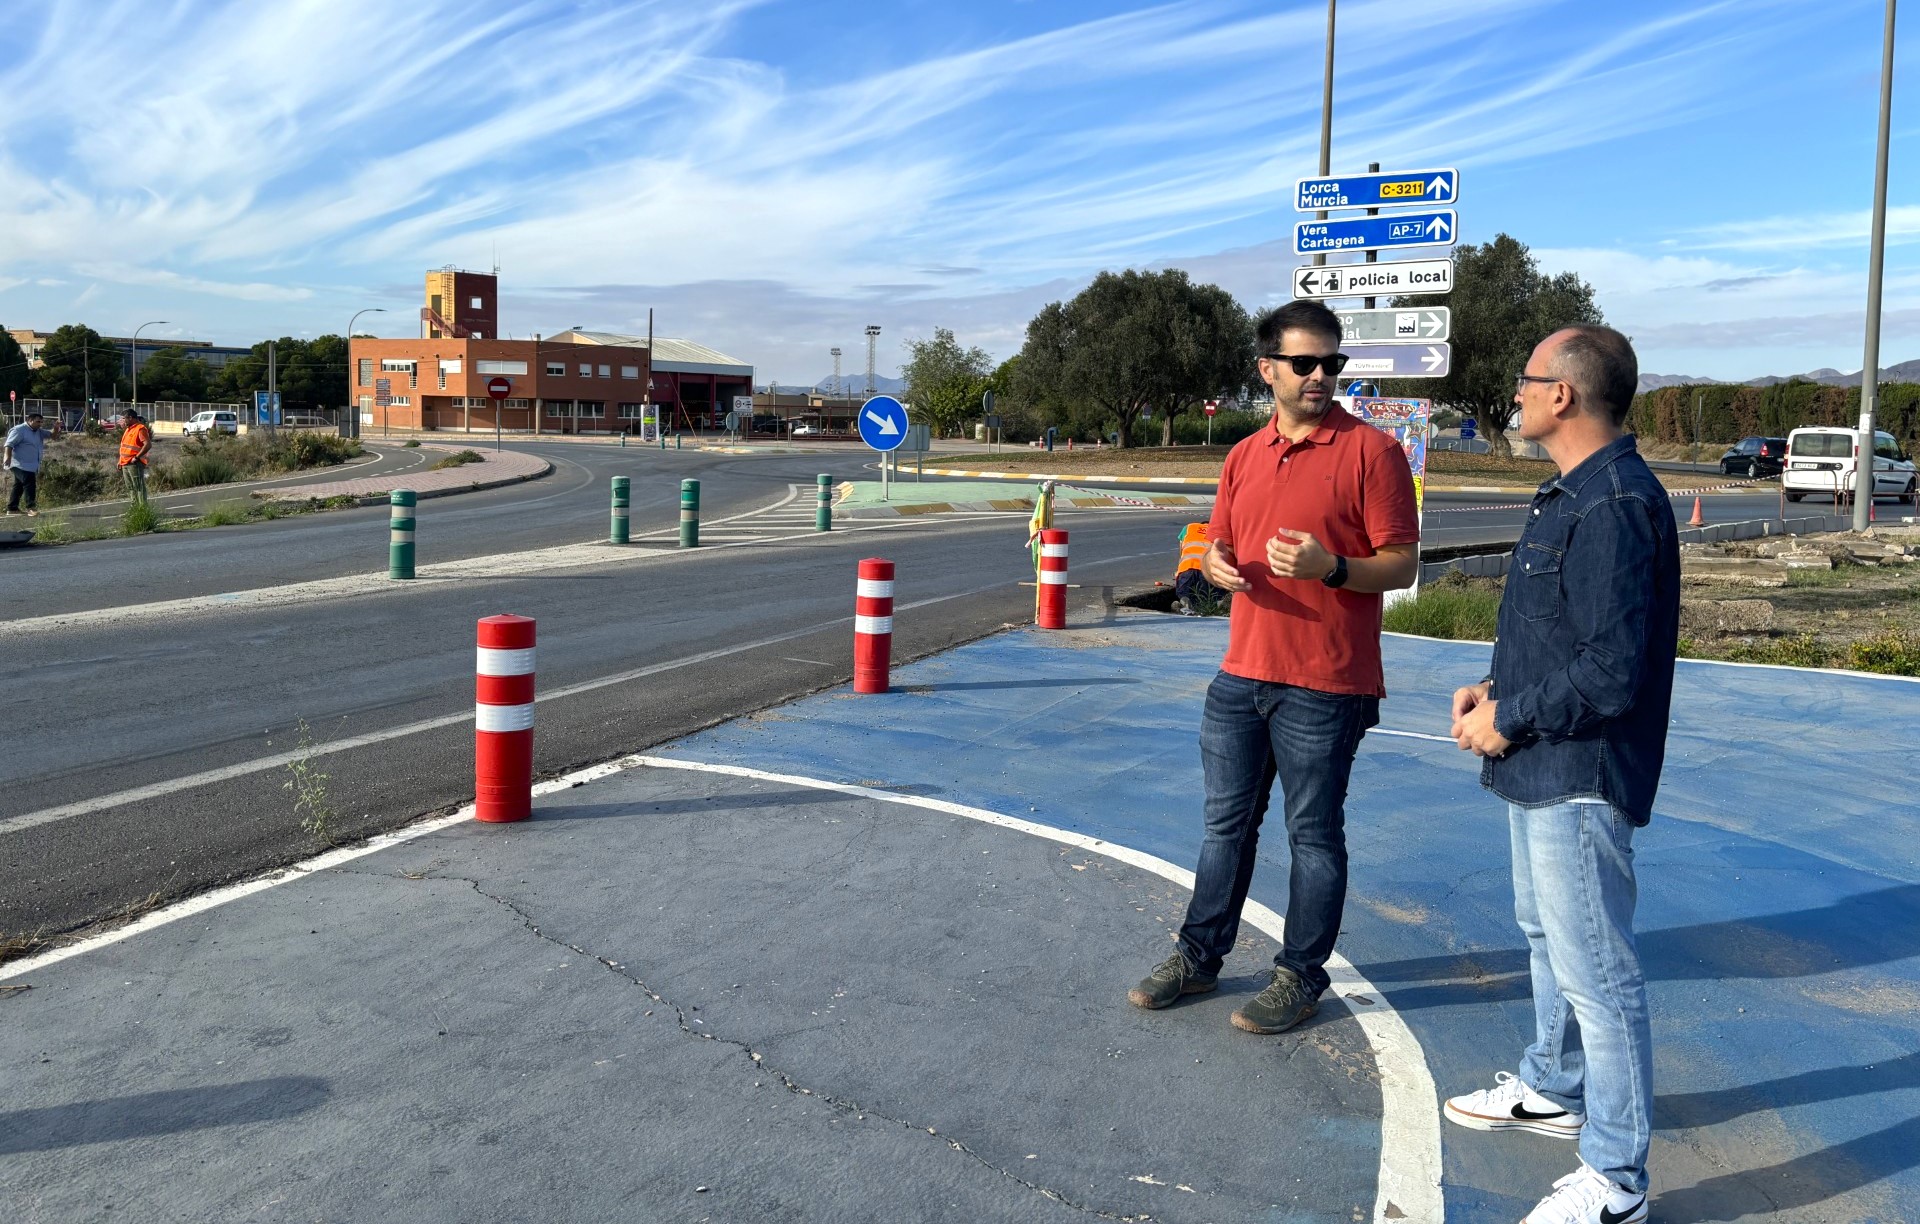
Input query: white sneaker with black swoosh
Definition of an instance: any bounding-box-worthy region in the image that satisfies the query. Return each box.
[1522,1163,1647,1224]
[1444,1071,1584,1138]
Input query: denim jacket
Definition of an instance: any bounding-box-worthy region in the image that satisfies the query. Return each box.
[1485,435,1680,824]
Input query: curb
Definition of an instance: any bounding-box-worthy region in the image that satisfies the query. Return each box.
[913,466,1221,486]
[261,444,554,506]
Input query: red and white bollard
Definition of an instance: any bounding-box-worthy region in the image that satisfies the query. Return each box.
[853,558,894,694]
[475,614,535,823]
[1037,528,1069,629]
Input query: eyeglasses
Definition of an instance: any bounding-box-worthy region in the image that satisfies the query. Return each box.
[1262,352,1350,377]
[1514,373,1563,393]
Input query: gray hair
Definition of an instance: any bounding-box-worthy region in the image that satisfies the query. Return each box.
[1547,326,1637,426]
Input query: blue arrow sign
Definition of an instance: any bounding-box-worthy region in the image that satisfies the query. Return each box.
[858,394,909,452]
[1296,167,1459,211]
[1294,210,1456,256]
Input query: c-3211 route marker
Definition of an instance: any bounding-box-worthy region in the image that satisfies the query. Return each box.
[1295,209,1456,256]
[1292,259,1454,301]
[1296,167,1459,211]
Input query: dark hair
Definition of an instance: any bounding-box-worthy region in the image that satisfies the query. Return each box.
[1255,300,1341,354]
[1548,325,1638,425]
[25,411,42,420]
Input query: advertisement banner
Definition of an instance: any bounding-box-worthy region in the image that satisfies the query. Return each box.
[1350,396,1432,604]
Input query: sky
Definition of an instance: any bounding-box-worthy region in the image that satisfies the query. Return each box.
[1,0,1915,384]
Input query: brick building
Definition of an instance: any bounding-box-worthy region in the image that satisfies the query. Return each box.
[349,271,753,435]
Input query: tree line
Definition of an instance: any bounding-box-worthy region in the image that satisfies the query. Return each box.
[0,324,351,412]
[899,234,1604,456]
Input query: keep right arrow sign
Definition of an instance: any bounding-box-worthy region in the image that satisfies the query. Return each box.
[1338,343,1452,379]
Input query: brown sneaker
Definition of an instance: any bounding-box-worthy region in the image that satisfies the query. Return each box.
[1230,967,1317,1033]
[1127,951,1218,1009]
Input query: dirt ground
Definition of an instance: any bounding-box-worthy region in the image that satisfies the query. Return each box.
[1677,529,1920,659]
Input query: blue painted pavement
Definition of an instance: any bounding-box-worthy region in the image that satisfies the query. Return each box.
[655,614,1920,1222]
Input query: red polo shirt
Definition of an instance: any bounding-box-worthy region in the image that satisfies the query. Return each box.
[1208,404,1419,697]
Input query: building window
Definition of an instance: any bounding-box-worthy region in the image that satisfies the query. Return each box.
[476,359,527,376]
[547,362,564,376]
[438,367,447,390]
[597,364,611,378]
[578,363,593,378]
[618,402,652,419]
[621,365,640,379]
[380,358,415,371]
[503,398,531,409]
[387,396,411,407]
[576,401,605,418]
[359,395,372,412]
[358,358,373,386]
[440,359,463,375]
[469,297,483,310]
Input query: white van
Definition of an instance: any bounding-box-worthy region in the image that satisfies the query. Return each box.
[183,409,240,437]
[1782,426,1916,503]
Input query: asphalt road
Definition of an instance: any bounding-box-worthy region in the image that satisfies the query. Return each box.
[0,497,1169,945]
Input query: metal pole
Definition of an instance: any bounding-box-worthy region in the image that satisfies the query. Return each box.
[131,320,169,414]
[1362,159,1379,309]
[1312,0,1335,269]
[348,307,387,441]
[267,339,277,435]
[1855,0,1897,532]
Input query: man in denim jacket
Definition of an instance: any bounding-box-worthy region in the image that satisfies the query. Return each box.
[1445,325,1679,1224]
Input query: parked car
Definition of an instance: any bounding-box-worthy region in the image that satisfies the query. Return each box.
[1781,426,1918,503]
[183,410,240,437]
[790,424,820,436]
[1717,436,1787,479]
[281,413,328,428]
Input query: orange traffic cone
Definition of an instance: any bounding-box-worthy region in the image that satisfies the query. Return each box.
[1689,497,1704,527]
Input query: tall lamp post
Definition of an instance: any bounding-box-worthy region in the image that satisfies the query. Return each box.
[1854,0,1897,532]
[131,320,170,413]
[348,307,388,438]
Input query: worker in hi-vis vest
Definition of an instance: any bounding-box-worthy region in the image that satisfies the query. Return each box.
[1174,522,1226,614]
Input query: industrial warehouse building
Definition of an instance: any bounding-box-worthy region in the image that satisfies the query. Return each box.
[349,270,754,435]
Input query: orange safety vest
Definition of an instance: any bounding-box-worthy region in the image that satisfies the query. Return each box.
[119,422,151,466]
[1176,522,1210,576]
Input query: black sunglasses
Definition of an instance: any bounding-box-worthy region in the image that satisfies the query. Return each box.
[1263,352,1350,377]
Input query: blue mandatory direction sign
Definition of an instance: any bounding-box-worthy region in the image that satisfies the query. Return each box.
[1295,167,1459,211]
[858,394,909,451]
[1294,209,1456,256]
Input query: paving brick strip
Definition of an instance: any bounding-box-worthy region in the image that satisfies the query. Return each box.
[258,444,551,503]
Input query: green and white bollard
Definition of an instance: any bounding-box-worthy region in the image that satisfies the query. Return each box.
[679,479,700,548]
[611,476,630,544]
[674,433,682,451]
[816,473,832,531]
[389,489,416,579]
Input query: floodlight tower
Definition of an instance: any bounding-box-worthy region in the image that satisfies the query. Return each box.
[830,347,843,399]
[864,325,881,395]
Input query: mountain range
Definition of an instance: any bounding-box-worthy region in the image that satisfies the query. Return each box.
[1638,359,1920,395]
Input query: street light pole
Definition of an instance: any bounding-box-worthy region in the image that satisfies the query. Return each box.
[348,307,388,439]
[1312,0,1335,269]
[131,320,170,413]
[1854,0,1897,532]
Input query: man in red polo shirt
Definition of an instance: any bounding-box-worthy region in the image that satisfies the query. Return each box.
[1129,299,1419,1034]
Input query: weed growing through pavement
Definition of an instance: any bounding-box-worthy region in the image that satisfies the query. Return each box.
[120,500,160,535]
[283,719,340,844]
[429,449,485,470]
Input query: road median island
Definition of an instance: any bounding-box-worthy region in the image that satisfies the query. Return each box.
[259,442,552,505]
[835,478,1214,518]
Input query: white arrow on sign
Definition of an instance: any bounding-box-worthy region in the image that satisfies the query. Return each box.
[864,408,900,436]
[1422,346,1445,373]
[1428,173,1454,201]
[1421,311,1443,337]
[1425,215,1451,242]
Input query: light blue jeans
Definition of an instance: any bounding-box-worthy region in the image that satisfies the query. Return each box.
[1510,799,1653,1194]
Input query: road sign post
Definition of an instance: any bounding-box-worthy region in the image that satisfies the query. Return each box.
[1292,259,1454,301]
[487,376,511,451]
[858,394,909,502]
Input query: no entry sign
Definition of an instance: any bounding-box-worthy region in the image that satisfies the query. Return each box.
[486,377,512,400]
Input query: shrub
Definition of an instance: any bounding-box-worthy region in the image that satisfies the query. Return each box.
[1847,629,1920,677]
[429,449,484,470]
[121,500,160,535]
[36,458,112,506]
[403,439,421,448]
[168,451,241,489]
[1382,577,1502,640]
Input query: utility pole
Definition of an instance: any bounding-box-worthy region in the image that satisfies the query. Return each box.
[267,339,277,437]
[1855,0,1897,532]
[831,346,843,400]
[1691,389,1703,465]
[864,325,880,396]
[1362,159,1380,309]
[1311,0,1335,269]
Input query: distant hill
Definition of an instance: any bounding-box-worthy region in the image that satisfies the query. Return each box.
[811,373,905,396]
[1638,358,1920,394]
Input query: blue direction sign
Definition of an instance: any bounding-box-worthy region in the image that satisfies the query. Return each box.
[858,394,909,451]
[1460,417,1477,440]
[1338,344,1451,379]
[1295,209,1456,256]
[1296,167,1459,211]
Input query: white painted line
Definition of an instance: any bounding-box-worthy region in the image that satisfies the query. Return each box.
[1371,728,1457,744]
[0,551,1155,835]
[1383,630,1920,684]
[625,757,1446,1224]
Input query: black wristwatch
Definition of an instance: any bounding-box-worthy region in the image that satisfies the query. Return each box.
[1321,554,1349,589]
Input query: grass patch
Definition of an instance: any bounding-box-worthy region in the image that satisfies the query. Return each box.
[22,514,113,545]
[403,439,421,448]
[282,719,340,844]
[1383,574,1503,640]
[429,449,485,470]
[121,500,160,535]
[1686,629,1920,676]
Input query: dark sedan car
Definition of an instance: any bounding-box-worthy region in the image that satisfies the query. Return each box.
[1719,436,1788,479]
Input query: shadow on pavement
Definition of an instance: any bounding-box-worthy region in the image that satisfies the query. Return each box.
[0,1076,331,1154]
[894,677,1138,693]
[1653,1114,1920,1223]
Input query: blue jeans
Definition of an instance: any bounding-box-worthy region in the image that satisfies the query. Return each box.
[1176,671,1377,998]
[1511,800,1653,1194]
